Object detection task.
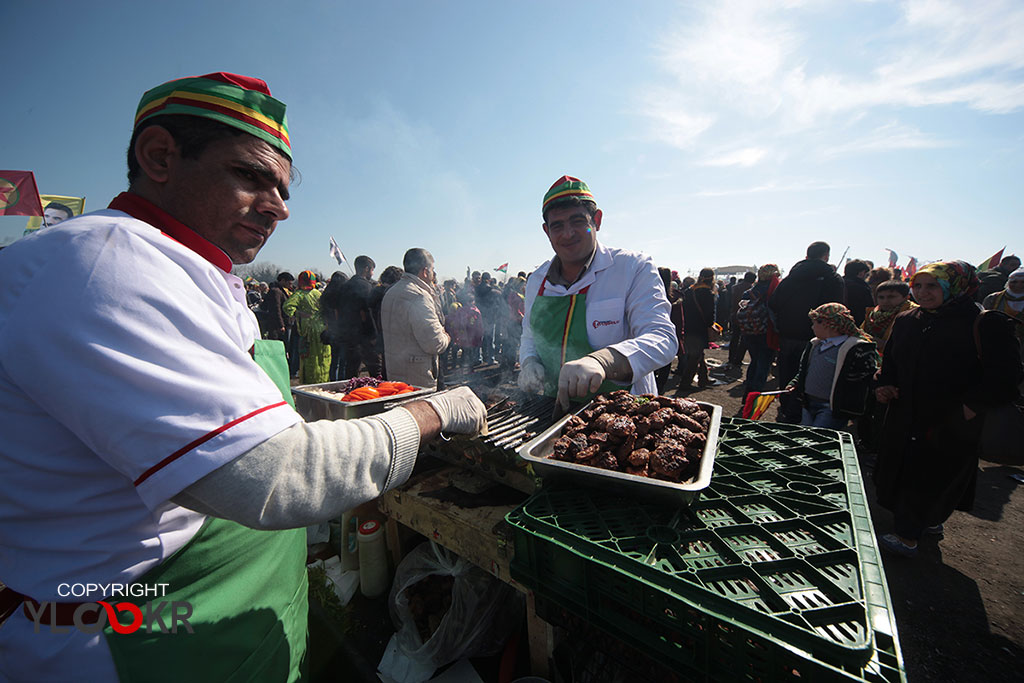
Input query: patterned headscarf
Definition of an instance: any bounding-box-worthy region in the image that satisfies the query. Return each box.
[758,263,780,282]
[910,260,979,303]
[297,270,317,290]
[808,302,865,338]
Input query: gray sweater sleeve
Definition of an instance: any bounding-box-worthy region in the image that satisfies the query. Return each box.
[171,407,421,529]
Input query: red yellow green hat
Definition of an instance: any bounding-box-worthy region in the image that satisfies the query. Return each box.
[542,175,595,215]
[134,72,291,159]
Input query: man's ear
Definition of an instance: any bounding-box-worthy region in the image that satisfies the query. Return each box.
[592,209,603,231]
[133,126,179,184]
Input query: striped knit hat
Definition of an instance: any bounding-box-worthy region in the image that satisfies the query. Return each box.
[542,176,595,215]
[134,72,291,159]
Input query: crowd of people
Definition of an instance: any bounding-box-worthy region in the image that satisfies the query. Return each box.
[243,261,531,389]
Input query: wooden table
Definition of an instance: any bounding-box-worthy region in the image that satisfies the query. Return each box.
[377,465,554,677]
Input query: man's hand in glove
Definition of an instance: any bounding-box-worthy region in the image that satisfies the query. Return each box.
[517,356,546,394]
[555,348,633,411]
[423,386,487,435]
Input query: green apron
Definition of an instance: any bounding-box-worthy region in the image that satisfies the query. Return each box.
[103,339,307,681]
[529,279,621,402]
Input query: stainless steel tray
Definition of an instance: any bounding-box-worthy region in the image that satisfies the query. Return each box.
[291,381,435,421]
[517,400,722,506]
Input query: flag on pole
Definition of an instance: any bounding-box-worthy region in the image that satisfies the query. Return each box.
[23,194,87,234]
[329,236,347,266]
[741,391,781,421]
[905,256,917,279]
[0,171,44,217]
[495,263,508,273]
[977,248,1006,272]
[884,248,899,269]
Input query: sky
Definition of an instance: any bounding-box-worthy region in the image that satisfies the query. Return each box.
[2,0,1022,281]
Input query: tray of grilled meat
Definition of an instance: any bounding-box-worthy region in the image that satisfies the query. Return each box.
[519,391,721,506]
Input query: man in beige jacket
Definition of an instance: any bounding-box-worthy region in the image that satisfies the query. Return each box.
[382,248,450,388]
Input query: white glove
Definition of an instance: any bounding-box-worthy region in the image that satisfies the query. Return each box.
[556,355,606,411]
[517,357,547,395]
[424,386,487,435]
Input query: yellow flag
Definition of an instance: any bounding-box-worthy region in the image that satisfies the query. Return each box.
[23,195,86,234]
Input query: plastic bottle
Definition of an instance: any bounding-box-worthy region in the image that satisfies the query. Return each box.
[358,519,389,598]
[340,512,360,572]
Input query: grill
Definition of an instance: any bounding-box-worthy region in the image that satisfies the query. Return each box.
[425,391,562,493]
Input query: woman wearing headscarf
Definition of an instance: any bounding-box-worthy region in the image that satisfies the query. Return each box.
[283,270,331,384]
[740,263,781,394]
[873,261,1022,557]
[677,267,718,389]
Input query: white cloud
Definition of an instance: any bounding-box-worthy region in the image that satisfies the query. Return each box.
[820,122,951,157]
[692,179,861,198]
[640,0,1024,149]
[638,88,714,150]
[699,147,769,167]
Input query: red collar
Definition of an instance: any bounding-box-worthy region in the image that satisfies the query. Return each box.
[108,192,233,273]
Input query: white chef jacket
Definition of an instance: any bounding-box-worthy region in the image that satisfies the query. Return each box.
[520,241,678,395]
[0,195,303,680]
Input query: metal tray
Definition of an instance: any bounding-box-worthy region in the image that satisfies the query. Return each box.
[291,381,435,421]
[517,400,722,506]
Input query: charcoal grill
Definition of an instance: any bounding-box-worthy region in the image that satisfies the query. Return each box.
[425,391,565,493]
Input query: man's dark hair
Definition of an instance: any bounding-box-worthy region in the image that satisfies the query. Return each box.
[806,241,831,260]
[276,271,294,283]
[876,280,910,297]
[403,248,432,275]
[481,272,492,282]
[44,201,74,220]
[380,265,404,286]
[354,255,375,273]
[127,114,296,186]
[743,272,756,282]
[999,255,1021,272]
[471,271,481,279]
[542,196,598,223]
[517,271,527,279]
[844,259,870,277]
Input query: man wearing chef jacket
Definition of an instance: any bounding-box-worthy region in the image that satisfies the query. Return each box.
[0,72,485,682]
[518,176,678,409]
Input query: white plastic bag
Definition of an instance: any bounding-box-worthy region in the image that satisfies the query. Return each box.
[384,541,523,680]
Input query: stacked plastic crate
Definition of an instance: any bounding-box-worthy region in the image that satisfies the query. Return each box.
[508,418,905,682]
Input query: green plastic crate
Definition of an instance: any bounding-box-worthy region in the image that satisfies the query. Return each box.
[508,418,905,682]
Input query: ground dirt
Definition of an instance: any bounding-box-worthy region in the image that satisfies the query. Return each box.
[676,344,1024,683]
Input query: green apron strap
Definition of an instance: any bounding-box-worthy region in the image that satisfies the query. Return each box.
[529,280,620,401]
[102,518,308,682]
[253,339,296,407]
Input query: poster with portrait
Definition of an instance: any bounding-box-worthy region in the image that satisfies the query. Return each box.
[23,194,86,235]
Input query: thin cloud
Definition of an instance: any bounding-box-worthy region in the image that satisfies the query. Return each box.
[698,147,769,167]
[640,0,1024,149]
[692,179,862,198]
[820,123,952,158]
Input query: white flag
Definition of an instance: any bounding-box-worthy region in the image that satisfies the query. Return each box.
[329,236,346,266]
